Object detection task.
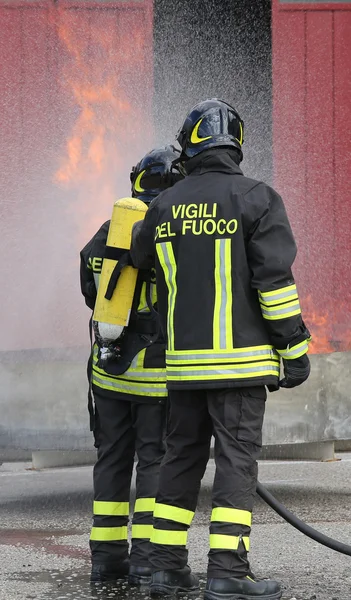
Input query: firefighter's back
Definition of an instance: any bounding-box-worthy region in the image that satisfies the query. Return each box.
[154,150,280,391]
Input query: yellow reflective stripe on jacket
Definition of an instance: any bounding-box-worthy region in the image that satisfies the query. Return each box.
[132,524,153,539]
[156,242,177,352]
[213,238,233,350]
[90,526,128,542]
[260,299,301,320]
[92,345,167,396]
[166,370,279,382]
[137,281,157,312]
[134,498,156,513]
[151,528,188,546]
[154,503,195,525]
[92,373,168,396]
[92,364,167,381]
[166,346,277,365]
[93,501,129,516]
[277,340,309,360]
[93,273,101,289]
[210,534,250,551]
[211,507,252,527]
[135,348,145,369]
[92,347,166,380]
[258,284,299,306]
[166,361,280,381]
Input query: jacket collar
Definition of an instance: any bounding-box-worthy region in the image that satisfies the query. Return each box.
[184,149,243,176]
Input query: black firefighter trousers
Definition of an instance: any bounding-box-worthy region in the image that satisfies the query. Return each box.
[150,386,266,578]
[91,387,166,568]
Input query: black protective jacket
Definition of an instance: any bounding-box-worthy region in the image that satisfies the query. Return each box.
[80,222,167,403]
[131,149,310,391]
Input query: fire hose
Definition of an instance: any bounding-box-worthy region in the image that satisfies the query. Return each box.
[256,481,351,556]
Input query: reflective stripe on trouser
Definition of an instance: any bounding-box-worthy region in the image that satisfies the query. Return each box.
[131,497,156,548]
[151,502,195,549]
[209,507,251,557]
[91,389,165,566]
[150,387,265,578]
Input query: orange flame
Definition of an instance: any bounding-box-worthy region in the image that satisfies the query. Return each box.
[301,295,351,354]
[52,5,152,244]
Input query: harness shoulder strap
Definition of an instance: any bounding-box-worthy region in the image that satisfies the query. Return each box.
[87,316,95,431]
[104,251,132,300]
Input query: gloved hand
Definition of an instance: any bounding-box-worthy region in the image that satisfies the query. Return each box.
[279,354,310,389]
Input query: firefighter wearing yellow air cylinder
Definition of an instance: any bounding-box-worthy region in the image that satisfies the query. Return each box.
[131,100,311,600]
[80,146,183,586]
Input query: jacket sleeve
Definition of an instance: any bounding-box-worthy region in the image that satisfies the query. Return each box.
[80,239,96,310]
[79,221,110,311]
[246,184,310,359]
[130,198,160,270]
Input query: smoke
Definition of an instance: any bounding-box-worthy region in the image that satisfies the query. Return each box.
[0,2,154,352]
[2,0,346,354]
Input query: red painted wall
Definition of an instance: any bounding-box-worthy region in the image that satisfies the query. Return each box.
[272,0,351,351]
[0,0,153,351]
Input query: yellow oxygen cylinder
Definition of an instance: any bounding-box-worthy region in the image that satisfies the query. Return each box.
[93,197,148,344]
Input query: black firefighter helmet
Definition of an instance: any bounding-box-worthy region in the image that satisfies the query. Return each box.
[130,145,183,203]
[176,98,244,162]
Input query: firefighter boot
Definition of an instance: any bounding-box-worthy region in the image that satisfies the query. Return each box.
[150,566,200,597]
[204,575,282,600]
[128,564,152,586]
[90,559,130,583]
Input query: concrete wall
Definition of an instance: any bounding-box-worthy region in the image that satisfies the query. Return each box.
[264,352,351,443]
[1,349,350,455]
[0,348,92,453]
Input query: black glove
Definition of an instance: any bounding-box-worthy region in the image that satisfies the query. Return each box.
[279,354,310,389]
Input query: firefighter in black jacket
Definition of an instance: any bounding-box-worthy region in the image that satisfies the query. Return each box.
[130,100,311,600]
[80,146,183,586]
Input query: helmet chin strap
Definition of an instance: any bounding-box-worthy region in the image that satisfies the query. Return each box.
[171,155,188,177]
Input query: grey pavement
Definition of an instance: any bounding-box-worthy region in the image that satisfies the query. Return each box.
[0,456,351,600]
